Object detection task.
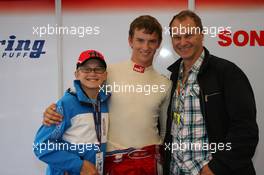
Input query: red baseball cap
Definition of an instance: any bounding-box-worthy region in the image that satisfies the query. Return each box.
[77,50,107,69]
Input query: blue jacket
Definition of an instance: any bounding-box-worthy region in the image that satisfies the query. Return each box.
[34,80,110,175]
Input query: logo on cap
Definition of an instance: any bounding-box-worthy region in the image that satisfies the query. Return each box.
[77,49,106,69]
[78,50,105,64]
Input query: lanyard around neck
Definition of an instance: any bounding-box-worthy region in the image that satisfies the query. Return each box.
[93,98,102,147]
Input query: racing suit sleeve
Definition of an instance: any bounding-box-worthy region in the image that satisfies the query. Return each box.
[159,81,172,142]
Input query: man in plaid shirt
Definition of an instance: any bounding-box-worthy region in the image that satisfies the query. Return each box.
[170,51,212,175]
[164,10,258,175]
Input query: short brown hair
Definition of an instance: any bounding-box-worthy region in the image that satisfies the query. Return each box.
[169,10,203,33]
[129,15,162,44]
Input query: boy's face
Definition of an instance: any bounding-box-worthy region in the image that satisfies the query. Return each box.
[75,59,107,90]
[129,28,160,67]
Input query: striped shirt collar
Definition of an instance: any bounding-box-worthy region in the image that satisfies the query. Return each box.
[179,49,205,77]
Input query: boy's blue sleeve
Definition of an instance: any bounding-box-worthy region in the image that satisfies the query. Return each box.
[33,100,83,173]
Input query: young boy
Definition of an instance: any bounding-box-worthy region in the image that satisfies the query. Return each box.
[34,50,110,175]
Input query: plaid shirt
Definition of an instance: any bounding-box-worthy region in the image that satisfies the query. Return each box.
[170,51,212,175]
